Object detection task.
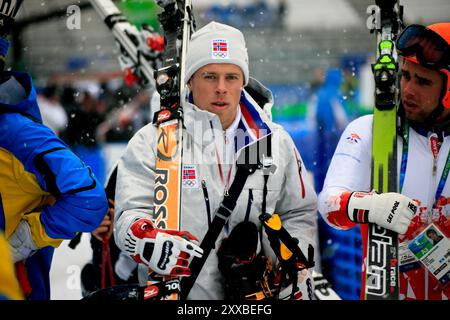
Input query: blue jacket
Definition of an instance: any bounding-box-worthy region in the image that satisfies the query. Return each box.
[0,71,108,299]
[316,68,344,132]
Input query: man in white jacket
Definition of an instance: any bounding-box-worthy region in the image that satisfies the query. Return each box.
[113,21,317,300]
[318,22,450,300]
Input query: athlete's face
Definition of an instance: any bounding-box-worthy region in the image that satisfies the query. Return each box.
[400,59,446,122]
[428,231,439,241]
[188,63,244,130]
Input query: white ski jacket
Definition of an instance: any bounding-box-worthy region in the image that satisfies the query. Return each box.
[114,79,318,299]
[318,114,450,300]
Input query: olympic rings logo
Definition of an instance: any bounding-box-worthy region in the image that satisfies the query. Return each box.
[183,179,197,187]
[213,52,228,59]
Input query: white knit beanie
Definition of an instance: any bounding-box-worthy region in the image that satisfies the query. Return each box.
[184,21,249,86]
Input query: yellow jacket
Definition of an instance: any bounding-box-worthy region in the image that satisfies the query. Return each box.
[0,232,23,300]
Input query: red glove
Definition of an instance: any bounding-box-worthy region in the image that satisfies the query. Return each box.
[126,218,203,277]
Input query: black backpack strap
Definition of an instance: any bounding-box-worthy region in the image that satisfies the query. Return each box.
[180,136,272,299]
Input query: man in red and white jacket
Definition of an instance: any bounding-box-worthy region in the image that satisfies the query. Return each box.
[318,22,450,300]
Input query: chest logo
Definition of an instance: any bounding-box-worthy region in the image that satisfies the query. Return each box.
[346,133,361,144]
[182,165,199,189]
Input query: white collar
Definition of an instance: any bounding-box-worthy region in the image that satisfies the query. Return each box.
[224,105,241,138]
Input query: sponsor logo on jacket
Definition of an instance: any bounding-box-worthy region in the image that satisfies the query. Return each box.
[346,133,361,144]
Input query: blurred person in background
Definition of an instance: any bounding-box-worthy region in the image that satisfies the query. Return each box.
[311,68,348,192]
[36,85,68,137]
[96,87,151,144]
[63,89,107,186]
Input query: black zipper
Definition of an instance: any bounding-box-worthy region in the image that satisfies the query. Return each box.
[244,189,253,222]
[201,179,211,227]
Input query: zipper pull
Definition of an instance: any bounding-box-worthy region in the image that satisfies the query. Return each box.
[201,180,208,198]
[223,130,229,145]
[429,133,439,176]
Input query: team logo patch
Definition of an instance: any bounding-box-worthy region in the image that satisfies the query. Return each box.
[346,133,361,144]
[157,109,171,123]
[182,165,199,189]
[144,285,159,299]
[212,39,229,59]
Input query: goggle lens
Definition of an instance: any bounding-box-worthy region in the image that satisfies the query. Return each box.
[397,24,449,70]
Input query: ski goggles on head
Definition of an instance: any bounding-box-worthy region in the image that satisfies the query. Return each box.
[396,24,450,71]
